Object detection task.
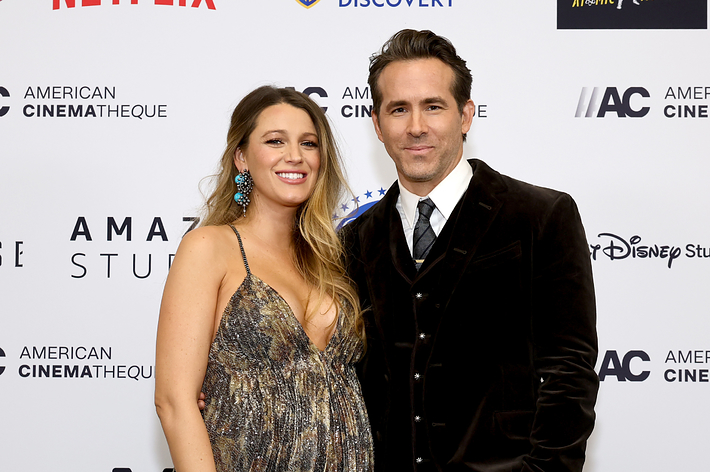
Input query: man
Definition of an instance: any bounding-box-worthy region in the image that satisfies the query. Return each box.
[341,29,598,471]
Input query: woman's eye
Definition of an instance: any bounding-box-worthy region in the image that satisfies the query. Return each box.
[302,141,319,148]
[266,139,283,145]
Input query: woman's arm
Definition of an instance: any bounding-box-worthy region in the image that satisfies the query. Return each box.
[155,227,225,472]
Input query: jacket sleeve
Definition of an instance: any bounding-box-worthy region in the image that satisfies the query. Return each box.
[523,193,599,472]
[339,221,367,308]
[338,221,372,371]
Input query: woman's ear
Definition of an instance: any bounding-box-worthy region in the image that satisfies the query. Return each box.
[234,147,247,172]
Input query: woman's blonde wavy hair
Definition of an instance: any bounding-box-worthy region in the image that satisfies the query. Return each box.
[201,86,364,342]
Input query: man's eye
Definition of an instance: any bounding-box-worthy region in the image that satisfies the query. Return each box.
[392,107,406,114]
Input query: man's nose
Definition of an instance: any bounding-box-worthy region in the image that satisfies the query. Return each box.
[407,110,428,136]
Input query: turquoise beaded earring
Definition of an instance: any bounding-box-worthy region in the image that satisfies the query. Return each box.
[234,169,253,217]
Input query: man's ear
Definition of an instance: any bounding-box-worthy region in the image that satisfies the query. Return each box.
[372,112,385,143]
[461,99,475,135]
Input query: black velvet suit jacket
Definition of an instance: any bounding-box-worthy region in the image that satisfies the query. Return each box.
[342,160,598,472]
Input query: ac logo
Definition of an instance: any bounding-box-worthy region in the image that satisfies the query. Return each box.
[0,87,9,117]
[575,86,650,118]
[286,86,328,112]
[598,350,651,381]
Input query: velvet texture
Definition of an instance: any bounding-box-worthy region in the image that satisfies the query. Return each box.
[342,160,599,472]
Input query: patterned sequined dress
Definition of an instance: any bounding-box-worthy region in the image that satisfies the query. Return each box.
[201,226,373,472]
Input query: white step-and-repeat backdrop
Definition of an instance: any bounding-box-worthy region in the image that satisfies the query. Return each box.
[1,1,708,471]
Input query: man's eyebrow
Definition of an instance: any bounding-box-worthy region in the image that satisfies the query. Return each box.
[421,96,448,105]
[384,100,409,110]
[383,96,450,109]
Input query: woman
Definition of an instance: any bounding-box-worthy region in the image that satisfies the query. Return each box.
[155,86,373,472]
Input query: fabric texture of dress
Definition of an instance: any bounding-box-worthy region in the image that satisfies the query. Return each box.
[201,225,373,472]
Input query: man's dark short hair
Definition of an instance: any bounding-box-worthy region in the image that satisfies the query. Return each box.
[368,29,473,117]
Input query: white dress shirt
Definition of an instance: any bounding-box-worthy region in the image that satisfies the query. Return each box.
[395,157,473,255]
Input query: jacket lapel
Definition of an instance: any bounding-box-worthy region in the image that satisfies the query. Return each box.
[416,160,507,298]
[359,182,416,285]
[359,159,508,295]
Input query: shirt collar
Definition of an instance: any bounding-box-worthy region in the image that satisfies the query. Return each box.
[398,157,473,229]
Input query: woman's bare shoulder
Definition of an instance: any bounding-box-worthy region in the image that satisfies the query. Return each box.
[179,225,236,251]
[173,225,239,269]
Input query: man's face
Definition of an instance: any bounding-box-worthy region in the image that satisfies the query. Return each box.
[372,58,474,196]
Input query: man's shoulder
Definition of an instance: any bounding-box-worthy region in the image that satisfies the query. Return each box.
[351,198,388,226]
[342,185,397,236]
[339,189,396,265]
[472,159,575,209]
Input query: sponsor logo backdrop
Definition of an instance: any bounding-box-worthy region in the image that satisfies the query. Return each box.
[1,1,708,471]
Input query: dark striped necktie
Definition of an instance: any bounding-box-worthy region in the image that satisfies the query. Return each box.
[413,198,436,270]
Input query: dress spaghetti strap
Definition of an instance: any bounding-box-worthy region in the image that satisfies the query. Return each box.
[228,225,251,275]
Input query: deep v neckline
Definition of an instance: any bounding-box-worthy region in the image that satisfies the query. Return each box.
[227,225,339,354]
[245,273,340,354]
